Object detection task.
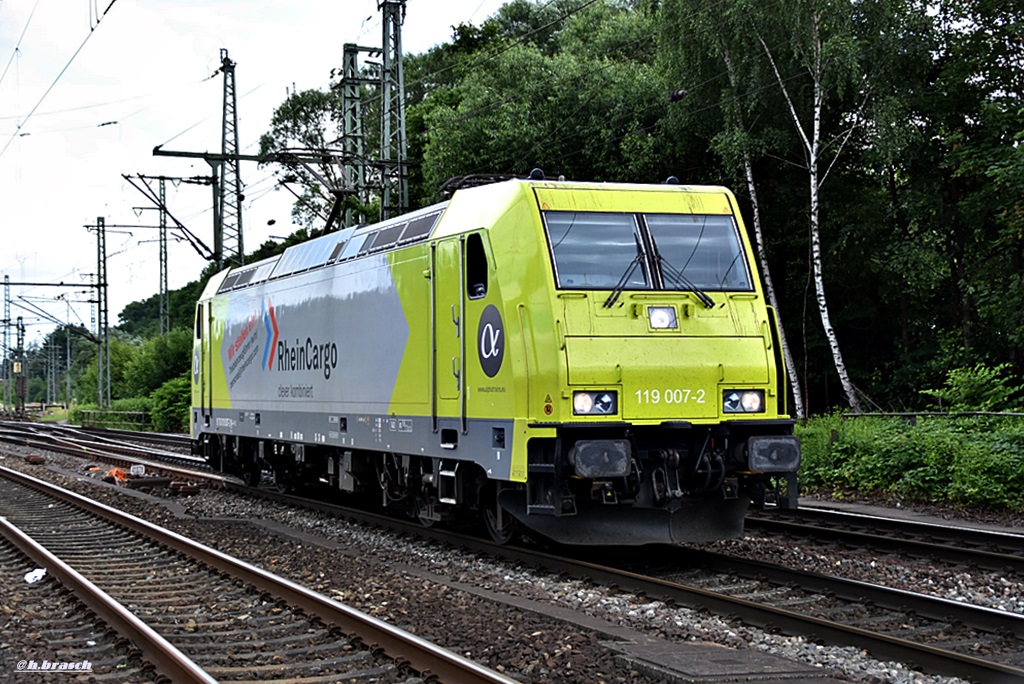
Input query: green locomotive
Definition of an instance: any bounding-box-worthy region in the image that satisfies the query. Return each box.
[192,175,800,544]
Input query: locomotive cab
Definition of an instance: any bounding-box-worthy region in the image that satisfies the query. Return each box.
[484,182,800,544]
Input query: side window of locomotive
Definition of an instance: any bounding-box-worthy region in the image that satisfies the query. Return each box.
[466,233,488,299]
[543,211,649,290]
[195,307,202,340]
[645,214,752,291]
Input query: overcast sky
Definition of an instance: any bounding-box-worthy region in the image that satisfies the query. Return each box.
[0,0,509,348]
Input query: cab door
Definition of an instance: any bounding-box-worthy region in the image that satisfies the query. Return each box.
[433,238,464,423]
[193,302,213,430]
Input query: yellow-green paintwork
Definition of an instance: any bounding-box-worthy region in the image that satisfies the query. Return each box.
[193,179,783,485]
[390,180,781,482]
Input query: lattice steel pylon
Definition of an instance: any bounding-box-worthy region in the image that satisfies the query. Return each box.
[3,275,9,410]
[159,177,169,334]
[95,216,110,408]
[219,48,244,266]
[379,0,408,220]
[340,43,377,227]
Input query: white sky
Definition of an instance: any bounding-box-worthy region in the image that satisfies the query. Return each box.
[0,0,509,348]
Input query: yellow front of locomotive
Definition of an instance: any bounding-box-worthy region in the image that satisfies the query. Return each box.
[503,181,800,545]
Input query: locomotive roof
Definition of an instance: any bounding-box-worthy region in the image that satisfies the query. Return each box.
[204,177,734,299]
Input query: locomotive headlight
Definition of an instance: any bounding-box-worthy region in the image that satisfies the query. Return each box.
[573,391,618,415]
[648,306,678,329]
[723,389,765,413]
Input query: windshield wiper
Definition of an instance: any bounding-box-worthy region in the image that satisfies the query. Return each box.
[603,252,645,308]
[658,255,715,308]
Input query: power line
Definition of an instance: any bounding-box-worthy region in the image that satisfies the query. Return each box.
[0,0,42,92]
[0,0,122,161]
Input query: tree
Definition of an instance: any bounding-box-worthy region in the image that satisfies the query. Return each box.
[150,375,191,432]
[75,335,137,404]
[417,5,666,191]
[124,329,193,398]
[258,89,346,229]
[659,0,807,416]
[753,0,871,412]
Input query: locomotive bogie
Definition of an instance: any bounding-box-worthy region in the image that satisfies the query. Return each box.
[191,178,800,545]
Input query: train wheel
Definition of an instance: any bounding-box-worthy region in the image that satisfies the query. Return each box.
[482,483,519,545]
[415,494,437,528]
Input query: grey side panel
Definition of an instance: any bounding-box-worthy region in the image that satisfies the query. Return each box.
[201,408,515,480]
[218,253,416,411]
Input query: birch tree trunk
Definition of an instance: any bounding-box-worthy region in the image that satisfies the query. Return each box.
[720,47,807,418]
[759,11,862,412]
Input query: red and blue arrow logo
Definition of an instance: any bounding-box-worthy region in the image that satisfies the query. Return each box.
[263,299,279,371]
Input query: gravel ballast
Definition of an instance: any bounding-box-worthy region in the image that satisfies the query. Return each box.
[0,447,998,683]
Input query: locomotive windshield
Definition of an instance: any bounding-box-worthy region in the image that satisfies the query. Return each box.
[646,214,751,291]
[542,211,752,292]
[544,212,651,289]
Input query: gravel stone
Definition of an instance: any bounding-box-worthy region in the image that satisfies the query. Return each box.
[0,447,994,683]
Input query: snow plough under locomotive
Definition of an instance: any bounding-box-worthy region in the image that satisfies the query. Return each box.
[191,175,800,545]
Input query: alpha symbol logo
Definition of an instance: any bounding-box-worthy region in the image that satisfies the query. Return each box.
[477,304,504,377]
[481,324,501,359]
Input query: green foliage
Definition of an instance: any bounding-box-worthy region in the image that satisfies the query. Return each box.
[46,0,1023,422]
[921,363,1021,411]
[110,396,154,413]
[69,399,152,431]
[149,375,191,433]
[69,403,97,426]
[258,88,346,229]
[124,329,193,398]
[797,414,1024,511]
[415,3,667,196]
[75,336,139,403]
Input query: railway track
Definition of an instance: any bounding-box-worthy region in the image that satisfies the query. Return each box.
[224,481,1024,682]
[747,505,1024,573]
[6,420,1024,681]
[72,425,193,451]
[0,465,518,684]
[0,421,218,484]
[0,533,155,681]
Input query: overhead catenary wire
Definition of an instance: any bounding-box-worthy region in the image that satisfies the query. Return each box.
[0,0,42,92]
[0,0,121,161]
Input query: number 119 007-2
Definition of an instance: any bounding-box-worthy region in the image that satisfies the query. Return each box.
[634,388,706,405]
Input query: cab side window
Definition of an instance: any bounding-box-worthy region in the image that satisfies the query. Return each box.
[466,233,488,299]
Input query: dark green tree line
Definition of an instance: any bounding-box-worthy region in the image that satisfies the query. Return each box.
[100,0,1024,415]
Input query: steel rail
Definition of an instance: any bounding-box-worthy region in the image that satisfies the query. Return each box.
[6,421,1022,682]
[0,514,216,683]
[0,421,190,459]
[231,485,1024,683]
[745,516,1024,573]
[0,429,227,486]
[672,547,1024,637]
[0,465,518,684]
[73,425,193,449]
[496,546,1024,684]
[756,503,1024,546]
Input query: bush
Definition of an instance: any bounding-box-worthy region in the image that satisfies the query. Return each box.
[149,375,191,433]
[797,414,1024,512]
[111,397,154,414]
[69,403,98,426]
[921,363,1021,411]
